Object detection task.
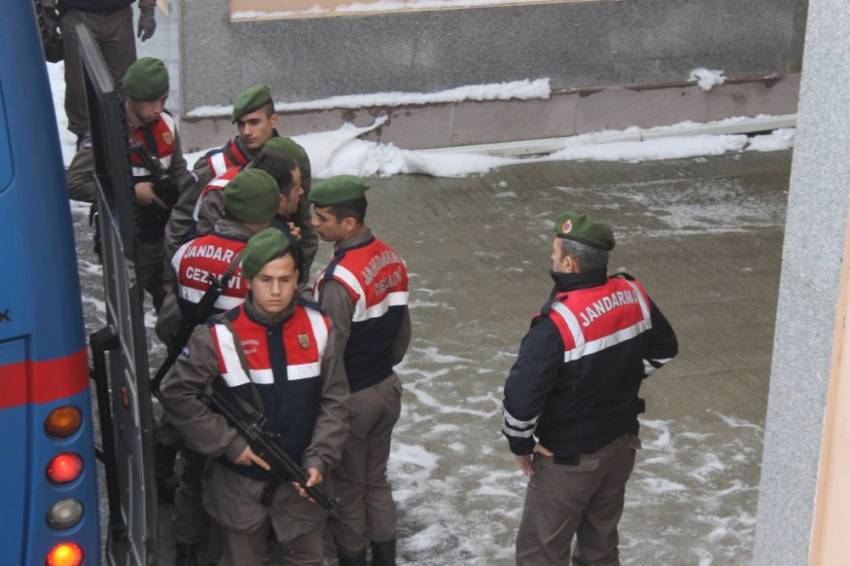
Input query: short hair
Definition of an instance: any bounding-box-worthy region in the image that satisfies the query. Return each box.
[260,100,275,118]
[559,238,609,272]
[250,152,297,196]
[326,198,368,225]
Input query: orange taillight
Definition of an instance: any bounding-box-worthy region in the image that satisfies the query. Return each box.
[45,406,82,439]
[46,542,83,566]
[46,453,83,484]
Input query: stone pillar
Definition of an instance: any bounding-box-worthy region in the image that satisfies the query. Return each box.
[753,2,850,565]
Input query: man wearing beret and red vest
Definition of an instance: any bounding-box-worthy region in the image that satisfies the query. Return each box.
[66,57,194,311]
[309,175,411,566]
[155,168,282,565]
[164,87,318,283]
[161,228,349,566]
[502,212,678,566]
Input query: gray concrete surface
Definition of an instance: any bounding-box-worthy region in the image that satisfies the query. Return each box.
[176,0,806,149]
[74,147,791,564]
[180,74,801,152]
[180,0,806,111]
[753,2,850,564]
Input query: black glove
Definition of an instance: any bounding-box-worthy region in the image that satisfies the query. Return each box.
[137,5,156,41]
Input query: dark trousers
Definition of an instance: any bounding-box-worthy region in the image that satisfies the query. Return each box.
[60,7,136,138]
[515,433,640,566]
[331,374,403,553]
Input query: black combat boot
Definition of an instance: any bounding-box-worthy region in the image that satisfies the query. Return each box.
[337,548,368,566]
[175,542,198,566]
[370,540,396,566]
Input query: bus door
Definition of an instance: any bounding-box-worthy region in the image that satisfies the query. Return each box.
[77,24,159,566]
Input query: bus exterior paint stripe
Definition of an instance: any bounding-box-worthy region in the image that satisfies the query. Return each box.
[0,348,88,409]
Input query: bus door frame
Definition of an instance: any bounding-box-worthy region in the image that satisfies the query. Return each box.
[77,23,159,566]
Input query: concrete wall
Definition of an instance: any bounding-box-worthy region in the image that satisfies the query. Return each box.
[753,2,850,565]
[180,0,806,111]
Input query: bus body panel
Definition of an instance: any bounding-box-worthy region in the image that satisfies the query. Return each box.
[0,2,101,565]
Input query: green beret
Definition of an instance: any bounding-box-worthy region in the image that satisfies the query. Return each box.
[242,228,292,279]
[232,84,273,122]
[308,175,369,206]
[553,211,615,251]
[263,137,312,182]
[121,57,169,101]
[224,169,280,224]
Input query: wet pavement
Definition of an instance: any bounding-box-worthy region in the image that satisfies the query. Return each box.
[74,148,790,565]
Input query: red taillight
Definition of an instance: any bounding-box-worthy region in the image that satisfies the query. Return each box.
[46,542,83,566]
[46,453,83,484]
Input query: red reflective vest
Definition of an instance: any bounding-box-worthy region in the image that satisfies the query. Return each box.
[205,138,249,178]
[315,236,408,392]
[192,166,240,224]
[129,112,176,179]
[544,276,653,364]
[209,301,330,477]
[171,233,248,312]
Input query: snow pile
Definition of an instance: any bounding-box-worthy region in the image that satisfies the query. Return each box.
[184,116,796,180]
[746,128,795,152]
[690,67,726,91]
[187,78,551,118]
[542,134,748,163]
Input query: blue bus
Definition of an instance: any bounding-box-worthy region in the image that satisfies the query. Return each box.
[0,2,100,565]
[1,4,160,566]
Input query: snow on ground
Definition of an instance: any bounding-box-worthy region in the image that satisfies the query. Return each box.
[184,118,795,180]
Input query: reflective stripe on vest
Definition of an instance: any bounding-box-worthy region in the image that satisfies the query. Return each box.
[326,264,410,322]
[211,305,328,389]
[130,112,176,178]
[172,234,248,311]
[546,278,653,363]
[192,169,238,222]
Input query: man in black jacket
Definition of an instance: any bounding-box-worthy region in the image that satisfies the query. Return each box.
[502,211,678,566]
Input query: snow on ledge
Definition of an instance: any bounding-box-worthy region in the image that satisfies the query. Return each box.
[232,0,567,20]
[185,78,551,118]
[689,67,726,92]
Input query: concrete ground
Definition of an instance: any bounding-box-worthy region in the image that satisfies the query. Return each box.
[75,147,791,564]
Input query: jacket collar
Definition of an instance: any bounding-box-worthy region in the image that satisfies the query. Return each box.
[550,269,608,295]
[243,294,296,327]
[334,229,374,256]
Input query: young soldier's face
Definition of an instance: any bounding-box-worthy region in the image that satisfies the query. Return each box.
[247,254,299,315]
[130,94,167,126]
[237,109,278,150]
[278,167,304,217]
[311,206,350,242]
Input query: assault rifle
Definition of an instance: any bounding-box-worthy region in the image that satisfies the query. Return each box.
[150,271,232,398]
[198,385,345,522]
[129,139,180,209]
